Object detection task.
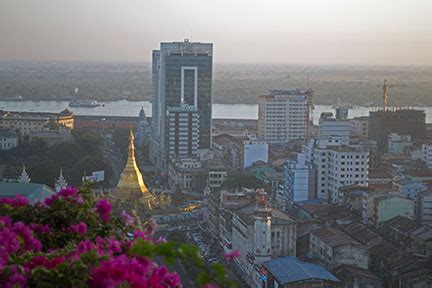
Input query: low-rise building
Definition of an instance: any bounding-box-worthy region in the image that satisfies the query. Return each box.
[388,133,411,155]
[309,228,369,270]
[419,190,432,224]
[168,157,206,192]
[263,256,341,288]
[29,126,73,146]
[242,137,268,170]
[0,182,55,204]
[373,195,415,224]
[333,264,382,288]
[0,128,18,150]
[0,109,74,136]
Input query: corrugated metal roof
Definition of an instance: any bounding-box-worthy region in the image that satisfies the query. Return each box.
[0,183,55,204]
[263,256,340,285]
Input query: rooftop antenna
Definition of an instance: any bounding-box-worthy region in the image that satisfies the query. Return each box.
[306,72,310,90]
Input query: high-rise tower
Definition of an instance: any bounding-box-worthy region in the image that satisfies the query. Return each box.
[150,39,213,171]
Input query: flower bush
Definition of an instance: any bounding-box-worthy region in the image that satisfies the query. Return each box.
[0,186,237,287]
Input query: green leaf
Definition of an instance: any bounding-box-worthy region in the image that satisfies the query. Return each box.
[212,262,225,279]
[130,238,154,257]
[196,272,210,285]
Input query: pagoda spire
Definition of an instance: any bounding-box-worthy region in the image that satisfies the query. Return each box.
[116,127,149,198]
[18,164,31,183]
[55,168,68,192]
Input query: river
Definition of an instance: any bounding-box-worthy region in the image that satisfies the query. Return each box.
[0,100,431,124]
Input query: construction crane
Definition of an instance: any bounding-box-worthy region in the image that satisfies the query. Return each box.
[378,79,406,110]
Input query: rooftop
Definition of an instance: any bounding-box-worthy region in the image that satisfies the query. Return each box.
[263,256,339,285]
[311,228,359,248]
[0,182,55,204]
[382,216,417,233]
[333,265,381,282]
[411,224,432,242]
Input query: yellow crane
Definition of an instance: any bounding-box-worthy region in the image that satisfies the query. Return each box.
[378,79,406,110]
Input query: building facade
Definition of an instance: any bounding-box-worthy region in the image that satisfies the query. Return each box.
[282,153,315,204]
[258,89,313,144]
[0,128,18,150]
[150,40,213,171]
[0,109,73,136]
[167,104,200,159]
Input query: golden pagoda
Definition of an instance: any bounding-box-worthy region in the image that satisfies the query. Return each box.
[114,127,170,213]
[116,128,149,196]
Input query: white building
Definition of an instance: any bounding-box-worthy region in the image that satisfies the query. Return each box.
[243,138,268,169]
[0,128,18,150]
[422,143,432,171]
[167,104,199,159]
[388,133,411,155]
[282,153,315,204]
[231,190,296,288]
[307,138,368,202]
[318,112,350,140]
[258,89,313,144]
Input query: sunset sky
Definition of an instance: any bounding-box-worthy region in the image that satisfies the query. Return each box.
[1,0,431,65]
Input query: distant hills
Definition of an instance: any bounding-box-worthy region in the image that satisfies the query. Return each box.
[1,61,431,107]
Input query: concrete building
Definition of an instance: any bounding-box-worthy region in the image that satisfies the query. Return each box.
[309,228,369,270]
[30,126,73,146]
[368,109,426,153]
[0,109,74,136]
[350,116,369,139]
[207,160,227,192]
[242,137,268,169]
[150,40,213,171]
[419,190,432,225]
[373,195,415,224]
[258,89,313,144]
[282,153,315,204]
[312,141,368,203]
[167,157,206,192]
[263,256,341,288]
[422,143,432,171]
[166,104,200,159]
[387,133,411,155]
[0,128,18,150]
[318,112,350,140]
[231,191,297,287]
[333,265,382,288]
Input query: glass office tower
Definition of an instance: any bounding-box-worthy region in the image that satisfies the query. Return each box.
[150,40,213,171]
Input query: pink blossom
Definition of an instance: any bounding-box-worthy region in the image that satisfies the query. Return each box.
[120,210,135,226]
[95,199,112,223]
[29,223,52,234]
[70,222,87,236]
[0,195,29,207]
[223,250,240,261]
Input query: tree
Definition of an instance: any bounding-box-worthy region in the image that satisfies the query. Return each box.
[222,171,264,190]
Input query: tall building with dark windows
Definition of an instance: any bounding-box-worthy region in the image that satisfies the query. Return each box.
[150,39,213,171]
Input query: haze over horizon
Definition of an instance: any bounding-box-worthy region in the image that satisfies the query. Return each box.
[1,0,431,66]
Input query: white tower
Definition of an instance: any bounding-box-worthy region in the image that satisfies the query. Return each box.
[253,189,272,265]
[18,164,31,183]
[55,168,68,192]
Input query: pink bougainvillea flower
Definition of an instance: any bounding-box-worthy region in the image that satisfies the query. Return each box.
[70,222,87,236]
[95,199,112,223]
[223,250,240,261]
[120,210,135,226]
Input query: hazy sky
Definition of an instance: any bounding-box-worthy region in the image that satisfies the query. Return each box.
[0,0,431,65]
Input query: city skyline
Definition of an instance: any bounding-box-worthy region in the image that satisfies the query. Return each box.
[1,0,431,66]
